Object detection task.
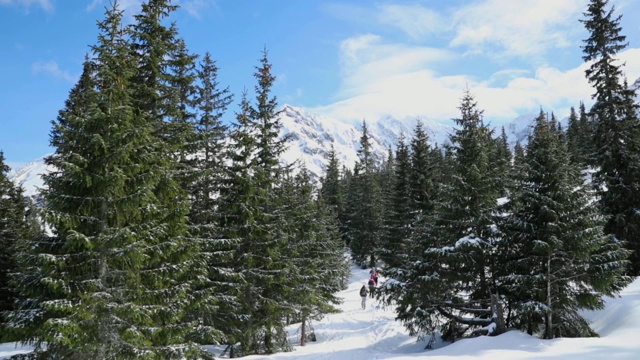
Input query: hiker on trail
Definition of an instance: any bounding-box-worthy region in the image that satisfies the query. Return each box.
[370,268,379,286]
[360,284,368,309]
[368,278,376,298]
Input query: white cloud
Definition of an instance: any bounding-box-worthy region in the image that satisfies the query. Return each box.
[317,0,635,125]
[337,34,454,99]
[376,4,448,40]
[315,30,640,126]
[32,61,76,83]
[0,0,53,12]
[450,0,586,58]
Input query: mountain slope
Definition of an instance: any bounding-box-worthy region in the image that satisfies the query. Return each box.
[10,105,456,196]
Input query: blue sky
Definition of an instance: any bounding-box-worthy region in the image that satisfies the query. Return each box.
[2,0,640,167]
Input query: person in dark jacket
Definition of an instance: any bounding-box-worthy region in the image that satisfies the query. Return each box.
[360,284,368,309]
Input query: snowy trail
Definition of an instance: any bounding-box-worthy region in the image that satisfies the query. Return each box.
[3,266,640,359]
[239,265,426,360]
[235,266,640,360]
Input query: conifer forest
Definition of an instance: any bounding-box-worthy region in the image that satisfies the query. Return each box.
[1,0,640,358]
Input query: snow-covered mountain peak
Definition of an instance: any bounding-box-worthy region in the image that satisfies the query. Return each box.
[10,105,535,197]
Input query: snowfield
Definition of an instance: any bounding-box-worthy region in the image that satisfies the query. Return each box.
[2,265,639,359]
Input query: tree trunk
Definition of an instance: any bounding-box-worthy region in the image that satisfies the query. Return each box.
[265,325,273,354]
[301,317,307,347]
[490,292,505,335]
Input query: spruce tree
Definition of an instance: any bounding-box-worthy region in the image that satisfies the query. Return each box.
[14,3,210,358]
[498,111,631,338]
[409,122,435,215]
[380,135,412,273]
[489,127,512,198]
[219,50,292,356]
[348,121,383,267]
[582,0,640,274]
[566,106,584,165]
[320,145,347,244]
[217,92,258,357]
[377,135,415,310]
[278,168,344,347]
[187,51,239,346]
[578,102,596,165]
[0,153,36,343]
[398,90,502,342]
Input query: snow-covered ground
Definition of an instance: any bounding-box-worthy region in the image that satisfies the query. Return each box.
[2,266,640,359]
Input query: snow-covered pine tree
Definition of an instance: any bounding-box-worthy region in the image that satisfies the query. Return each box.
[219,50,292,356]
[348,121,384,267]
[5,57,99,356]
[398,90,502,343]
[581,0,640,274]
[409,122,436,216]
[165,38,198,180]
[377,135,415,310]
[186,51,240,345]
[577,102,596,165]
[491,127,512,198]
[0,153,38,343]
[566,106,584,166]
[12,2,210,358]
[217,92,258,357]
[277,168,344,347]
[319,145,348,245]
[497,111,631,339]
[380,135,412,274]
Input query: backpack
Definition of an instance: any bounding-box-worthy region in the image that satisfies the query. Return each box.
[360,285,367,297]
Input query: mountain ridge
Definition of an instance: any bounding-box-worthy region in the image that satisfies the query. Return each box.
[10,104,535,197]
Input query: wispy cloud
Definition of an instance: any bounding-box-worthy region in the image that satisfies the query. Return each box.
[376,4,449,40]
[337,34,454,99]
[0,0,53,12]
[315,0,624,125]
[313,54,591,124]
[450,0,585,59]
[315,36,640,126]
[32,61,76,83]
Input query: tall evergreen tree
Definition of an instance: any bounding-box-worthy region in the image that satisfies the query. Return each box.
[219,50,291,356]
[497,111,631,338]
[409,122,435,215]
[320,145,348,245]
[380,135,412,273]
[582,0,640,274]
[11,3,210,358]
[348,121,383,267]
[0,153,36,343]
[278,168,345,347]
[397,90,502,342]
[566,106,585,166]
[490,126,512,197]
[186,51,239,346]
[578,102,596,165]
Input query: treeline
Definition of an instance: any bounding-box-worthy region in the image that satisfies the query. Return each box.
[319,0,640,346]
[0,1,347,359]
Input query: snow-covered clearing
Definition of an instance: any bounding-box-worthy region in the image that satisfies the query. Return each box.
[2,265,640,359]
